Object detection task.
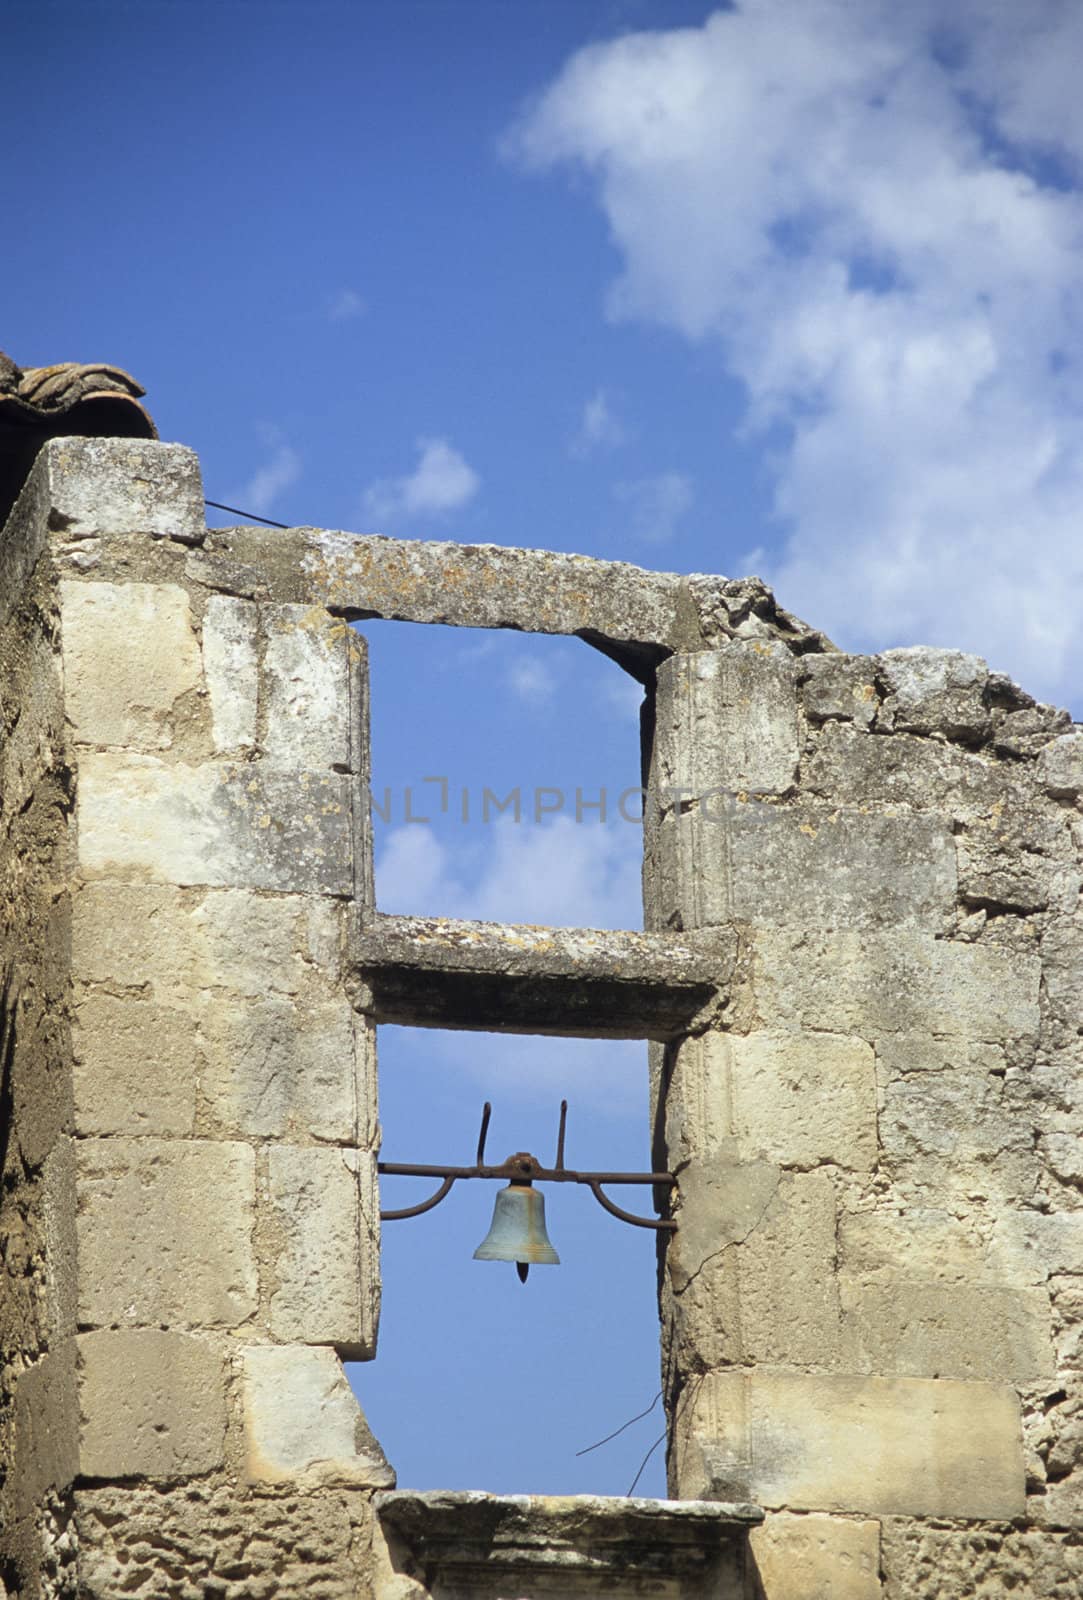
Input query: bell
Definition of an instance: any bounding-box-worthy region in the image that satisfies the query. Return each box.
[473,1183,560,1283]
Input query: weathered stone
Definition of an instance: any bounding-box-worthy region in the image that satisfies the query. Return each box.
[664,1030,877,1173]
[205,525,686,671]
[878,1071,1037,1200]
[267,1146,378,1356]
[202,595,258,751]
[72,883,347,1000]
[76,754,354,894]
[198,995,361,1143]
[652,801,956,930]
[35,437,205,543]
[994,703,1074,758]
[375,1489,762,1594]
[749,927,1041,1041]
[681,1369,1025,1518]
[653,645,800,798]
[800,654,879,729]
[749,1512,881,1600]
[75,1139,257,1328]
[737,1171,842,1367]
[74,1484,368,1600]
[989,1209,1083,1285]
[735,1031,876,1172]
[956,806,1071,913]
[838,1206,992,1285]
[71,991,197,1136]
[877,646,990,741]
[880,1521,1083,1599]
[262,604,356,770]
[804,719,1034,814]
[358,913,728,1038]
[59,580,203,750]
[840,1281,1054,1383]
[1037,731,1083,801]
[77,1329,226,1478]
[241,1344,393,1487]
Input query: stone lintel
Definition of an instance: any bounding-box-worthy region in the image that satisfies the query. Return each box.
[355,914,728,1038]
[209,526,681,678]
[376,1490,762,1585]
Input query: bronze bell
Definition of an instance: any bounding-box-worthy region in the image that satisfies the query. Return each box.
[473,1169,560,1284]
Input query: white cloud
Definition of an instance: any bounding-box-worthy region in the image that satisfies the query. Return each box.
[234,438,301,517]
[327,288,366,321]
[613,471,693,543]
[363,437,481,524]
[376,813,642,930]
[508,0,1083,702]
[572,388,626,455]
[508,655,558,705]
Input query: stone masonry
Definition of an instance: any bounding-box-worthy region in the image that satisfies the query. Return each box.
[0,436,1081,1598]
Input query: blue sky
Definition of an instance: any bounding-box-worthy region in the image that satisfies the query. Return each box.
[8,0,1083,1496]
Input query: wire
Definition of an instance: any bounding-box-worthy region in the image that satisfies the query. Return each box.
[204,499,289,529]
[626,1433,666,1497]
[575,1392,661,1457]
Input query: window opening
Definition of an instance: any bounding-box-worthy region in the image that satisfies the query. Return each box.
[350,1026,666,1497]
[357,621,645,928]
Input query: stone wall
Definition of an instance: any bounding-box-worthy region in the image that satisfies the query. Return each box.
[650,640,1083,1594]
[1,436,1080,1598]
[0,441,388,1600]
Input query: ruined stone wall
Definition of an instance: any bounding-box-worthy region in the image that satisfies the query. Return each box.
[2,436,1081,1599]
[0,441,388,1600]
[649,640,1083,1594]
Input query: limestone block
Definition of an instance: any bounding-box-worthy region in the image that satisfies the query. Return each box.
[878,1072,1036,1200]
[652,645,799,799]
[879,1522,1083,1599]
[666,1157,781,1295]
[72,883,347,1001]
[76,754,354,894]
[994,702,1074,757]
[874,1033,1006,1079]
[76,1139,257,1328]
[74,1484,364,1600]
[77,1329,226,1477]
[738,1171,842,1367]
[71,991,196,1136]
[680,1369,1025,1519]
[955,806,1071,913]
[804,720,1032,815]
[877,646,990,740]
[652,802,955,931]
[1037,730,1083,800]
[262,605,354,770]
[241,1344,393,1487]
[202,595,258,751]
[59,580,203,750]
[838,1207,992,1287]
[664,1031,876,1173]
[39,438,205,542]
[840,1281,1054,1383]
[800,654,879,730]
[267,1146,379,1356]
[750,1512,881,1600]
[749,928,1040,1042]
[198,994,362,1143]
[1040,917,1083,1041]
[734,1032,877,1172]
[989,1208,1083,1285]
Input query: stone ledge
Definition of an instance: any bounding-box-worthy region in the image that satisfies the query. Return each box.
[355,914,729,1038]
[376,1490,762,1589]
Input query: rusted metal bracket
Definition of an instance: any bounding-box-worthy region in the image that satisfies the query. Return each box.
[378,1099,677,1232]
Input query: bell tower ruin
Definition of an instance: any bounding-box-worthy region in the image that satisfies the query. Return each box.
[1,437,1081,1597]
